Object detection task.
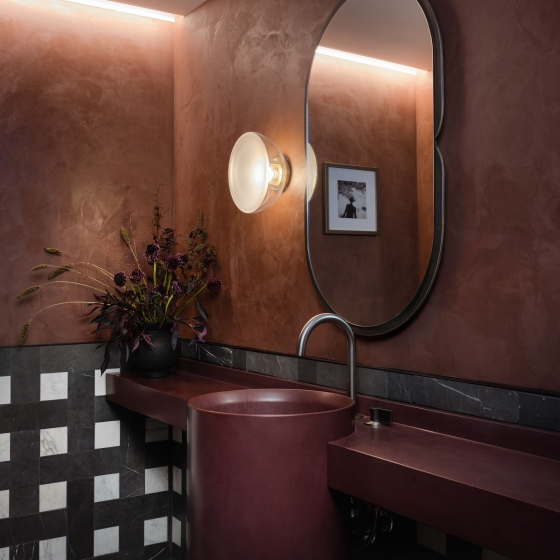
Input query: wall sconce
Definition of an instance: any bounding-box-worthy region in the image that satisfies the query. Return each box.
[228,132,291,214]
[307,143,318,201]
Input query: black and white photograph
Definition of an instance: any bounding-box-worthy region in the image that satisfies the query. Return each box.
[324,163,378,235]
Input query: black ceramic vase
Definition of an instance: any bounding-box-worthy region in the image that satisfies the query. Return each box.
[127,322,180,378]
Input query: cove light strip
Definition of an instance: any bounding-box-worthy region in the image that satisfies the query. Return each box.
[316,46,418,75]
[64,0,177,21]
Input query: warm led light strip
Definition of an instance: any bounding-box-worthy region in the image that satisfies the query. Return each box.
[316,46,418,75]
[64,0,176,21]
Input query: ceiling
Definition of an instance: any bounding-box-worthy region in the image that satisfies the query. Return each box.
[320,0,433,72]
[110,0,208,16]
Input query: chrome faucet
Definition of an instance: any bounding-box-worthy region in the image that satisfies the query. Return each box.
[297,313,359,413]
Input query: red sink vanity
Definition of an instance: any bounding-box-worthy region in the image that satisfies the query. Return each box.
[106,358,560,560]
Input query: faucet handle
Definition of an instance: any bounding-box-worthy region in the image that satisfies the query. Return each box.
[364,407,393,427]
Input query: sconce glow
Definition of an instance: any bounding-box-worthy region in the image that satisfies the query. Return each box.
[316,46,418,75]
[228,132,291,214]
[63,0,177,21]
[307,143,318,201]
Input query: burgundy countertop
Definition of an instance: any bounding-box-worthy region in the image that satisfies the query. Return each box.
[107,358,560,560]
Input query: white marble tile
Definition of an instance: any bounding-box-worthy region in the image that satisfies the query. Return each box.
[145,418,168,442]
[94,368,119,397]
[0,490,8,519]
[0,377,10,405]
[94,526,119,556]
[40,372,68,401]
[172,517,181,547]
[0,547,8,560]
[95,420,120,449]
[173,427,182,443]
[94,473,119,503]
[40,427,67,457]
[0,434,9,463]
[144,516,168,546]
[173,466,182,495]
[39,481,67,512]
[145,466,168,494]
[39,536,66,560]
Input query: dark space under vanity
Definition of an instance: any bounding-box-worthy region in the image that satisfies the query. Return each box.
[107,358,560,560]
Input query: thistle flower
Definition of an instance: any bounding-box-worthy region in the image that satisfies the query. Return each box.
[129,268,145,284]
[206,278,222,292]
[143,243,160,263]
[164,255,180,272]
[113,271,127,287]
[31,264,49,271]
[176,253,188,269]
[171,280,186,296]
[17,286,40,299]
[44,247,62,255]
[120,227,131,246]
[48,265,72,280]
[19,321,31,344]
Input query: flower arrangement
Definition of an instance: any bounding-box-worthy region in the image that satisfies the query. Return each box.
[17,187,221,373]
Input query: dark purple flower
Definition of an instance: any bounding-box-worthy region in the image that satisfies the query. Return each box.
[129,268,145,284]
[176,253,188,269]
[113,271,127,288]
[164,255,180,272]
[171,280,186,296]
[206,278,222,292]
[143,243,160,263]
[202,249,216,267]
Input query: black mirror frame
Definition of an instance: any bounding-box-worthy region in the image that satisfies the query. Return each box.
[304,0,444,336]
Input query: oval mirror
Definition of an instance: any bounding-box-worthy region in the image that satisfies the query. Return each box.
[305,0,444,335]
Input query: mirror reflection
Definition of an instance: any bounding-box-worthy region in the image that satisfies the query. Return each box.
[307,0,435,329]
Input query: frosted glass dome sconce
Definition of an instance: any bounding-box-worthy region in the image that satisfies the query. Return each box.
[307,143,318,201]
[228,132,291,214]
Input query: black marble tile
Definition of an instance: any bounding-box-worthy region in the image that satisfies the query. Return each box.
[357,367,387,398]
[40,343,118,374]
[10,430,40,490]
[387,372,416,404]
[316,361,347,390]
[34,400,67,429]
[93,500,121,531]
[0,404,22,433]
[298,358,317,385]
[246,352,298,381]
[197,344,233,368]
[40,509,68,540]
[414,377,519,423]
[9,513,46,545]
[94,396,127,423]
[10,347,40,404]
[67,448,120,481]
[519,392,560,432]
[93,553,119,560]
[0,461,10,491]
[68,371,94,428]
[145,441,171,470]
[40,454,68,484]
[10,542,39,560]
[171,542,182,560]
[0,518,14,548]
[67,478,94,560]
[0,347,11,376]
[120,419,145,499]
[9,486,39,518]
[144,542,171,559]
[447,534,482,559]
[232,348,246,371]
[68,427,95,453]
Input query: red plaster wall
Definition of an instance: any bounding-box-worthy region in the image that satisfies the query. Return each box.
[0,0,174,345]
[308,55,419,326]
[175,0,560,394]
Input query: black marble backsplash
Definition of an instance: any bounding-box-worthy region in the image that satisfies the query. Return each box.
[181,341,560,433]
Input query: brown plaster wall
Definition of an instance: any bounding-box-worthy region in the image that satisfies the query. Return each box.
[175,0,560,394]
[0,0,174,345]
[307,55,419,326]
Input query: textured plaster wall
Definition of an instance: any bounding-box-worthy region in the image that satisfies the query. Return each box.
[0,0,174,345]
[174,0,560,393]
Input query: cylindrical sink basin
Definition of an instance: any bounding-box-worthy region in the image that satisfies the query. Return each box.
[188,388,355,560]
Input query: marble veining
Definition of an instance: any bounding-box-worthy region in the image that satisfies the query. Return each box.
[246,352,298,381]
[387,372,415,404]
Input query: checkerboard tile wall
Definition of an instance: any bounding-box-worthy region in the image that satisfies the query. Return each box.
[0,344,178,560]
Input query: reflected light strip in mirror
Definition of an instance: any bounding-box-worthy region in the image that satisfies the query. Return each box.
[63,0,177,21]
[315,46,418,75]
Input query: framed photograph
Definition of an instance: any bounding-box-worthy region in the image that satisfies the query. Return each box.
[324,163,378,235]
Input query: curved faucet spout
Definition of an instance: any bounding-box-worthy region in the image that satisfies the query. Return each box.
[297,313,357,410]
